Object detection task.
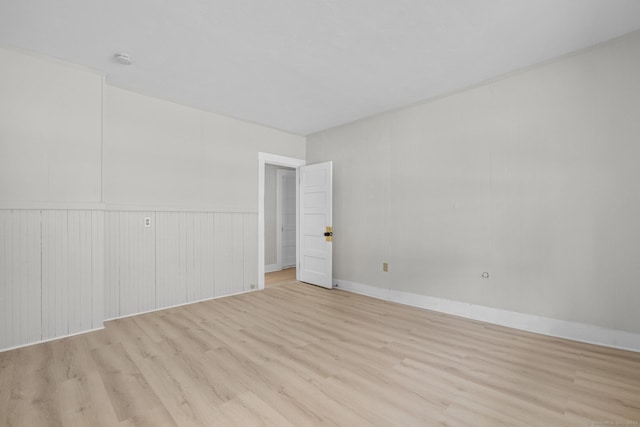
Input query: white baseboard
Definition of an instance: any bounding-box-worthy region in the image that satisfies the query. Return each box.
[0,326,105,353]
[265,264,281,273]
[104,288,257,322]
[2,290,259,353]
[335,279,640,353]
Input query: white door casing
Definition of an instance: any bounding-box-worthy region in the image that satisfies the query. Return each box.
[298,161,333,288]
[277,169,296,269]
[257,152,305,290]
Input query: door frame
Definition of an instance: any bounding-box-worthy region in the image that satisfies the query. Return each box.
[257,152,305,290]
[276,168,296,271]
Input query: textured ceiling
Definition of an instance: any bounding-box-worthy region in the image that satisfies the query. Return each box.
[1,0,640,135]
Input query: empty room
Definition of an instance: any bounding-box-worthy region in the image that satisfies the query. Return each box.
[2,1,640,426]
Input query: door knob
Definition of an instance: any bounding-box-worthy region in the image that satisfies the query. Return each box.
[324,226,333,242]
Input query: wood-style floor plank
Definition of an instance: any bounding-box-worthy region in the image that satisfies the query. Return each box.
[1,273,640,426]
[264,268,296,288]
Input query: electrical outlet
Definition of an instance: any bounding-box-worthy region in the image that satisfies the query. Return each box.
[144,217,151,227]
[383,262,388,272]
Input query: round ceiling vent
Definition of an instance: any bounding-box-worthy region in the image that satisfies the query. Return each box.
[114,52,134,65]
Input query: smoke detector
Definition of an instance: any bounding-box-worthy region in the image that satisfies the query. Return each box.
[114,52,134,65]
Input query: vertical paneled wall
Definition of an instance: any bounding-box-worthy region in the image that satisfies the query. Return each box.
[0,210,41,349]
[104,211,258,319]
[41,210,104,339]
[243,214,258,293]
[0,209,104,350]
[156,212,189,309]
[104,211,156,319]
[1,209,258,350]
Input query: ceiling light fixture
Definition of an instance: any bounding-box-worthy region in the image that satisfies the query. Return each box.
[114,52,134,65]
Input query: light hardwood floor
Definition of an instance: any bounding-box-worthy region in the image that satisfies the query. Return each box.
[265,268,296,288]
[1,278,639,426]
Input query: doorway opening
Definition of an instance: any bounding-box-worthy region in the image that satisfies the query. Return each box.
[257,153,305,290]
[265,166,296,274]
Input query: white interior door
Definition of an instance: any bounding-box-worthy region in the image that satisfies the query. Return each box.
[278,169,296,269]
[298,161,333,288]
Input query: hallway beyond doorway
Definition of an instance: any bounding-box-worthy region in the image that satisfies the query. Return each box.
[265,268,296,288]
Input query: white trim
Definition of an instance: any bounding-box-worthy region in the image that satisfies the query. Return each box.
[104,289,257,322]
[258,153,305,290]
[104,204,255,213]
[336,279,640,353]
[0,202,107,210]
[275,169,283,272]
[265,264,280,273]
[1,290,258,352]
[100,75,105,203]
[0,326,105,353]
[0,202,255,213]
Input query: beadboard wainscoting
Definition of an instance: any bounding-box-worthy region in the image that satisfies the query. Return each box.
[0,210,42,349]
[0,208,258,351]
[1,209,104,351]
[104,211,258,320]
[104,211,156,319]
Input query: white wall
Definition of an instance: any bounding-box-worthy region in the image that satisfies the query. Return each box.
[0,47,102,203]
[0,47,105,351]
[0,45,305,351]
[101,84,304,320]
[307,31,640,335]
[103,86,304,210]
